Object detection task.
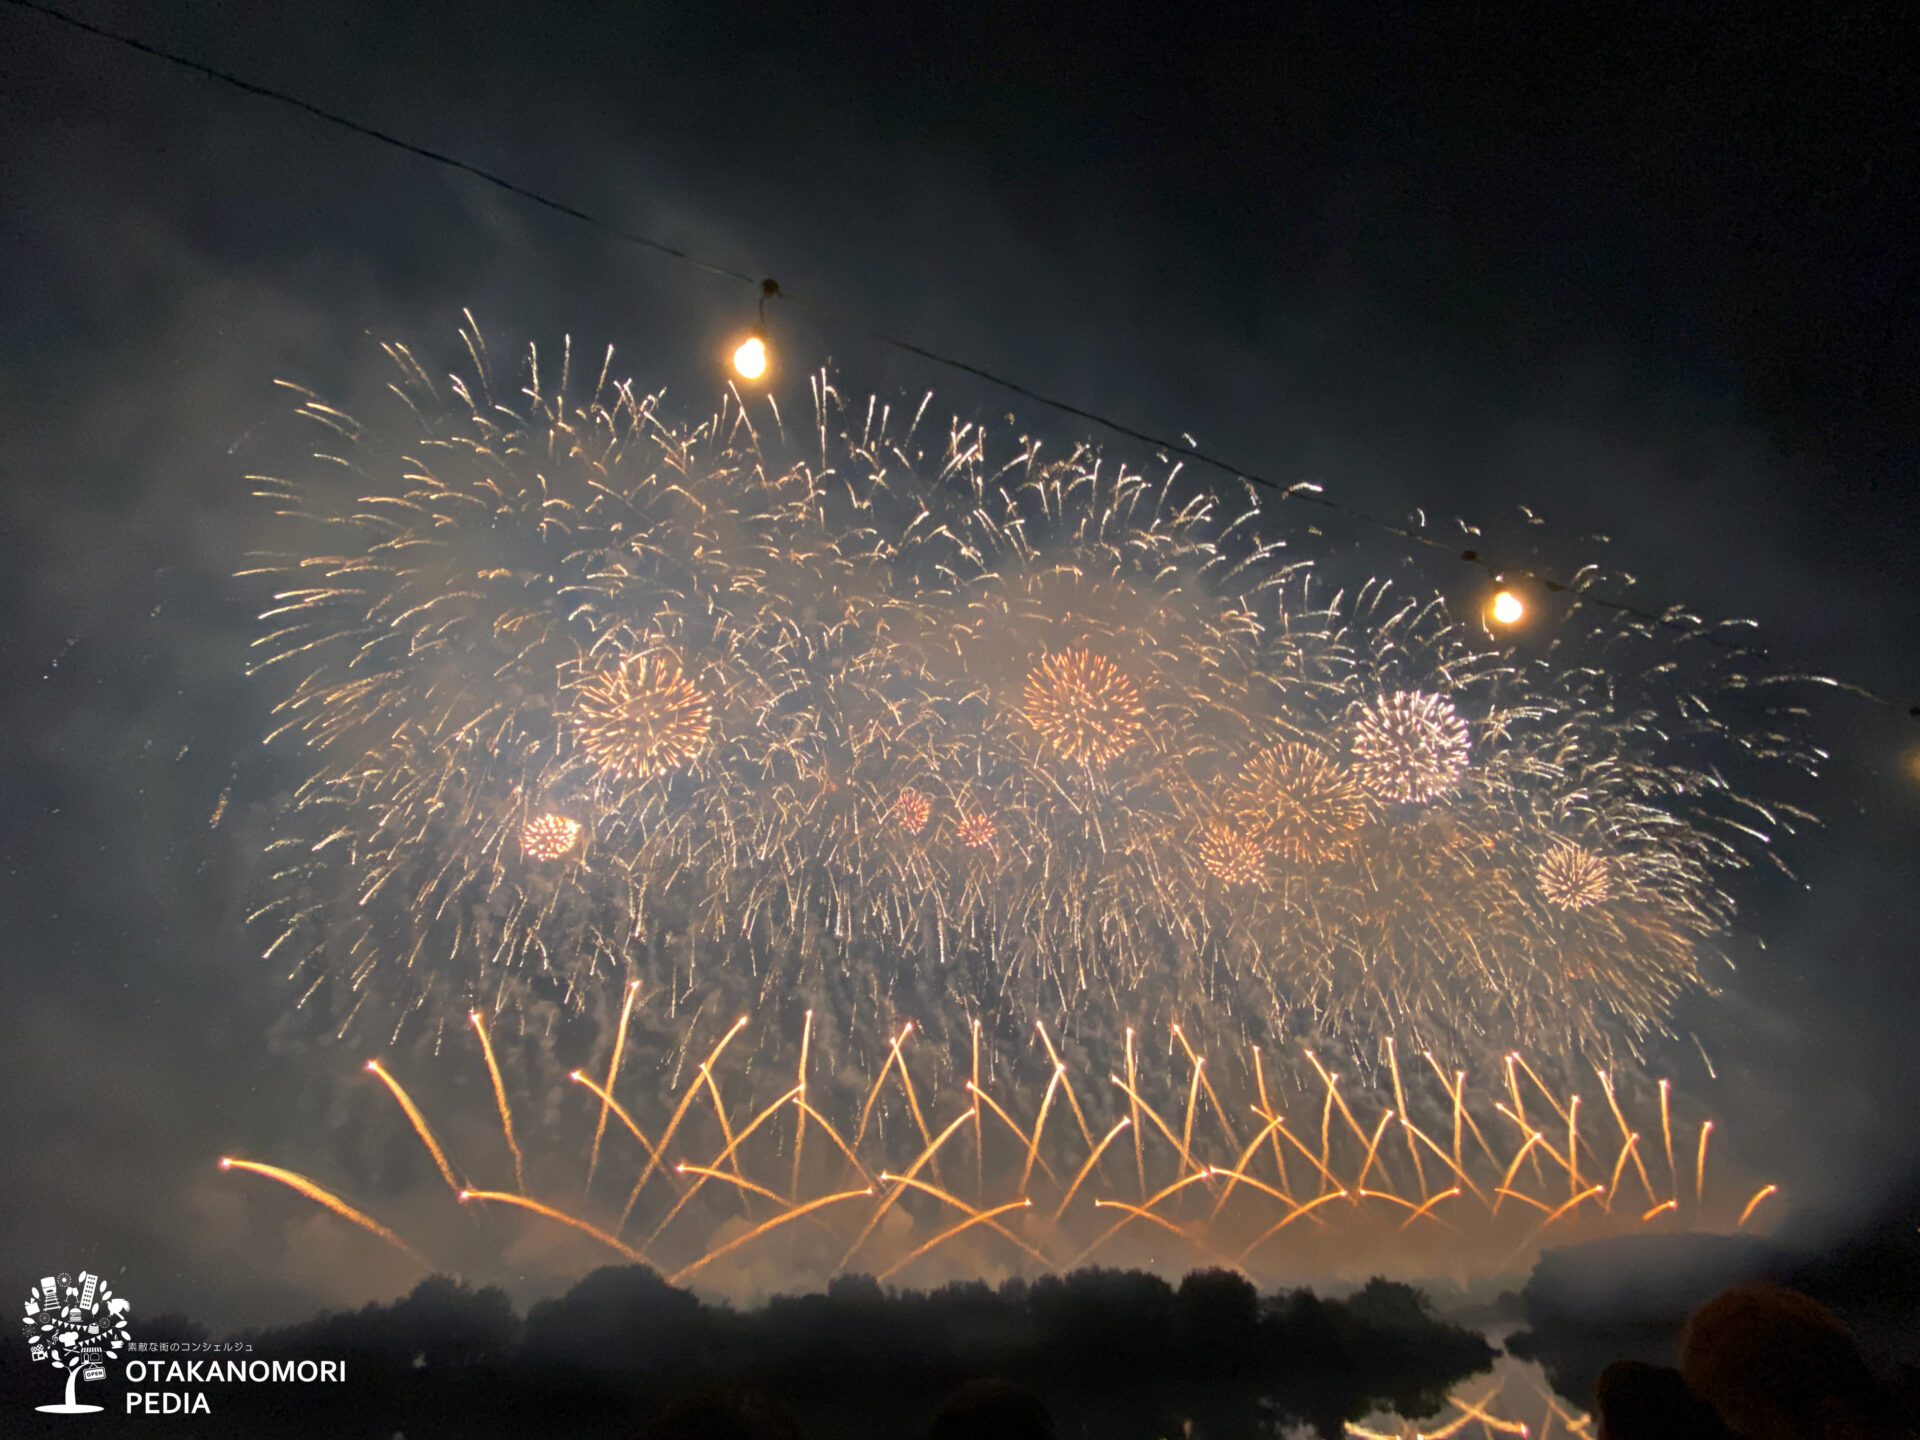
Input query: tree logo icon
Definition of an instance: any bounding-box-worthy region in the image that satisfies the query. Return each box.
[21,1272,131,1414]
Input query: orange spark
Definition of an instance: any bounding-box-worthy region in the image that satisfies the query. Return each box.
[674,1187,872,1286]
[220,1158,427,1265]
[459,1189,647,1264]
[469,1010,524,1194]
[1738,1183,1779,1228]
[588,980,641,1188]
[365,1058,460,1196]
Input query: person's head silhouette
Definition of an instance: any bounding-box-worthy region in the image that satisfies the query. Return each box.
[1680,1284,1912,1440]
[1594,1359,1734,1440]
[928,1378,1055,1440]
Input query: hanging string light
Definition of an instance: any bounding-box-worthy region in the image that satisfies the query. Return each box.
[731,279,780,381]
[30,3,1912,726]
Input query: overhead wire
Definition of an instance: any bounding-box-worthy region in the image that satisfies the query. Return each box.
[5,0,1911,717]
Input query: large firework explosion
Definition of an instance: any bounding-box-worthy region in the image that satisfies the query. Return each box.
[244,324,1820,1068]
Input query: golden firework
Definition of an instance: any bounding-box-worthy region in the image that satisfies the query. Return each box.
[1020,647,1145,767]
[1229,742,1372,865]
[247,327,1819,1056]
[1538,843,1612,910]
[1198,820,1265,887]
[571,655,713,781]
[1349,691,1471,803]
[955,811,997,848]
[894,787,931,835]
[521,812,582,861]
[231,1009,1777,1299]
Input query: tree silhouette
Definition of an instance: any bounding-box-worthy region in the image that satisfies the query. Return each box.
[248,1275,518,1366]
[84,1263,1495,1437]
[522,1265,706,1378]
[1172,1268,1260,1375]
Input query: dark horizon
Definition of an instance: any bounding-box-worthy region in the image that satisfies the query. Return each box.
[7,1183,1915,1438]
[0,1259,1508,1438]
[2,0,1918,1341]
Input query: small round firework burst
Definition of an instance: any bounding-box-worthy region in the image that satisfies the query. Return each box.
[1537,843,1613,910]
[1348,691,1471,803]
[1230,742,1372,865]
[894,787,931,835]
[1198,820,1265,888]
[520,813,582,861]
[1020,647,1145,767]
[571,655,714,781]
[955,811,997,849]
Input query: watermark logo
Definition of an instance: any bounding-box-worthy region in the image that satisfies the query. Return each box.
[22,1271,131,1414]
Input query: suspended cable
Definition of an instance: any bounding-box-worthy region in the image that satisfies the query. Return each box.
[6,0,1911,716]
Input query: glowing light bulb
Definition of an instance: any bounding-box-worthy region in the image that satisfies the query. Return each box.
[732,335,768,380]
[1490,589,1525,626]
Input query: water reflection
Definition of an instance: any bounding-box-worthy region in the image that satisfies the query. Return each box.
[1339,1351,1592,1440]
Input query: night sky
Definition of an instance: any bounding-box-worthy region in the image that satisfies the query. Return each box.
[2,1,1917,1331]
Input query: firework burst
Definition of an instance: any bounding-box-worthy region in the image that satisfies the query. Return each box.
[1228,742,1372,866]
[1020,647,1146,767]
[1538,843,1613,910]
[893,787,931,835]
[1347,691,1473,803]
[1199,820,1266,888]
[570,654,714,781]
[954,810,997,849]
[520,813,582,862]
[243,327,1823,1063]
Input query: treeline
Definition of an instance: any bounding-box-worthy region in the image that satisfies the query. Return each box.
[251,1265,1487,1391]
[4,1267,1494,1439]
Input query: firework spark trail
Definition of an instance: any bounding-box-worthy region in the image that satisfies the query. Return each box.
[879,1200,1034,1283]
[587,981,640,1188]
[468,1012,524,1194]
[1235,1190,1355,1264]
[219,1159,428,1266]
[1055,1118,1133,1224]
[567,1071,671,1180]
[791,1009,813,1204]
[1738,1183,1779,1228]
[620,1016,750,1227]
[1696,1119,1713,1207]
[458,1190,648,1264]
[230,1002,1778,1294]
[877,1173,1052,1269]
[245,326,1826,1067]
[1661,1079,1677,1198]
[840,1110,974,1271]
[669,1188,874,1288]
[644,1084,803,1250]
[365,1059,460,1196]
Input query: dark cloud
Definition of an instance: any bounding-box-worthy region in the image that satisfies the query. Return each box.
[1,0,1916,1331]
